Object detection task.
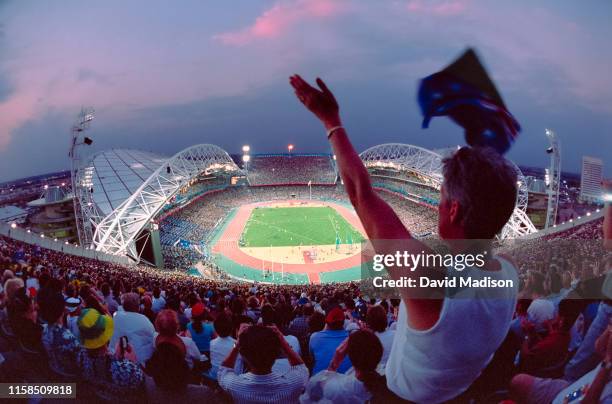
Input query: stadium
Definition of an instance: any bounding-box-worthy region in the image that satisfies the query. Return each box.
[1,2,610,400]
[63,137,537,285]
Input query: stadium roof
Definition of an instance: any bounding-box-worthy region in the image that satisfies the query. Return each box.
[80,144,240,262]
[90,149,168,216]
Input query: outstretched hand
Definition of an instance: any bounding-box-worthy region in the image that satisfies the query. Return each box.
[290,75,341,129]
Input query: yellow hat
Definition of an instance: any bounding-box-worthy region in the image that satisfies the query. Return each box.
[77,308,114,349]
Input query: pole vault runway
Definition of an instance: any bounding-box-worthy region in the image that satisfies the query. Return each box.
[211,200,365,284]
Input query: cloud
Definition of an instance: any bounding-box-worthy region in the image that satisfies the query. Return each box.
[214,0,348,46]
[405,0,468,16]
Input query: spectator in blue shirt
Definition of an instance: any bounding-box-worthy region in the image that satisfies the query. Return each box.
[309,307,351,375]
[185,302,215,355]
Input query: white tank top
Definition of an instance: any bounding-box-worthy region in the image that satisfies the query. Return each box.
[385,257,518,403]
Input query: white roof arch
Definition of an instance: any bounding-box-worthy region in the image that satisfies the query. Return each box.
[360,143,536,239]
[92,144,239,260]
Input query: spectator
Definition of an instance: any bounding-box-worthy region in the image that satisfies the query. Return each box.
[142,295,157,324]
[64,296,82,340]
[510,323,612,403]
[366,305,395,372]
[154,309,202,370]
[7,287,44,354]
[185,302,215,355]
[76,308,145,402]
[38,287,81,378]
[289,303,313,357]
[152,286,166,314]
[101,283,118,315]
[209,312,236,380]
[291,75,519,402]
[309,307,351,375]
[110,292,155,365]
[219,324,308,403]
[145,342,215,402]
[301,330,399,403]
[519,299,581,374]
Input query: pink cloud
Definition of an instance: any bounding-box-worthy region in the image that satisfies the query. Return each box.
[214,0,347,46]
[406,0,468,16]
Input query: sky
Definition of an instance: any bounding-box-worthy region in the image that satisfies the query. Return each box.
[0,0,610,182]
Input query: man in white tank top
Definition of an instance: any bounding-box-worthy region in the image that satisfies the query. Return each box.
[290,74,519,402]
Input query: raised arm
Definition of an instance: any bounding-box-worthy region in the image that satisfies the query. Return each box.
[289,75,443,330]
[289,75,409,241]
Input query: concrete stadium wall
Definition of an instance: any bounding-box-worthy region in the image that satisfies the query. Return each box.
[0,222,133,266]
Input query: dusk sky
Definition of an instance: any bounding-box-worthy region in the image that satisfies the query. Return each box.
[0,0,610,182]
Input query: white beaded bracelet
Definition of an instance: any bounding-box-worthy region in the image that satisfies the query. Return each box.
[326,126,344,139]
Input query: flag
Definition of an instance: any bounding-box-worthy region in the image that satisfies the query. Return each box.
[418,48,520,155]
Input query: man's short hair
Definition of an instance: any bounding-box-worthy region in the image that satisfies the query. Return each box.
[442,146,517,239]
[366,305,388,333]
[213,313,233,338]
[239,325,279,371]
[122,292,140,312]
[37,287,65,323]
[155,309,180,337]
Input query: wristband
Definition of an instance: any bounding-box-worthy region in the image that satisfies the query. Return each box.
[326,126,344,139]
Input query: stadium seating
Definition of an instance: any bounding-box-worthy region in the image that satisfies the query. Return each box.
[247,155,337,185]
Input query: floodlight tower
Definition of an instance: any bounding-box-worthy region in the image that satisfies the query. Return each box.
[544,128,561,229]
[69,107,95,246]
[242,145,250,171]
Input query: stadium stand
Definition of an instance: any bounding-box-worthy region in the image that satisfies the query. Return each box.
[0,208,608,402]
[247,154,337,185]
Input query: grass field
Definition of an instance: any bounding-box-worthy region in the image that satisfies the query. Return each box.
[241,206,364,247]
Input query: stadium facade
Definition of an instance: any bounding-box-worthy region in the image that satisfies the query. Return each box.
[73,143,536,266]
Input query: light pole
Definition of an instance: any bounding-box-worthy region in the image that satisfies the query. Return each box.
[242,145,250,171]
[288,144,294,155]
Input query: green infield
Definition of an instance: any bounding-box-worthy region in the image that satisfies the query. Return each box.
[241,206,364,247]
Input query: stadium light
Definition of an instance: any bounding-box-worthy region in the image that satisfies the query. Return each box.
[242,155,251,163]
[242,145,250,153]
[40,234,45,238]
[333,154,337,161]
[10,222,17,229]
[288,144,294,153]
[586,212,591,216]
[26,229,31,233]
[44,184,49,190]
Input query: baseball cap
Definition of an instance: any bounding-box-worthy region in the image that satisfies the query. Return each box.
[191,302,205,318]
[326,307,345,324]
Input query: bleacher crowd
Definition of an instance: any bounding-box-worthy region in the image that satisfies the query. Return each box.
[0,205,610,403]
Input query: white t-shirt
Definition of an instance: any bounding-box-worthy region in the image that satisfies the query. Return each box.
[210,336,236,379]
[386,257,518,403]
[299,370,370,404]
[110,311,155,364]
[375,329,395,368]
[272,335,301,375]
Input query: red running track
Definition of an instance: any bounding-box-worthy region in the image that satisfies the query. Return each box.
[212,200,365,283]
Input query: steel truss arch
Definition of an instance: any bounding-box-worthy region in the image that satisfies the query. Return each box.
[92,144,239,261]
[360,143,444,186]
[359,143,536,239]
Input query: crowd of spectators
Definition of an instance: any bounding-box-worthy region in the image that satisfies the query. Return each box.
[0,206,609,402]
[247,155,337,185]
